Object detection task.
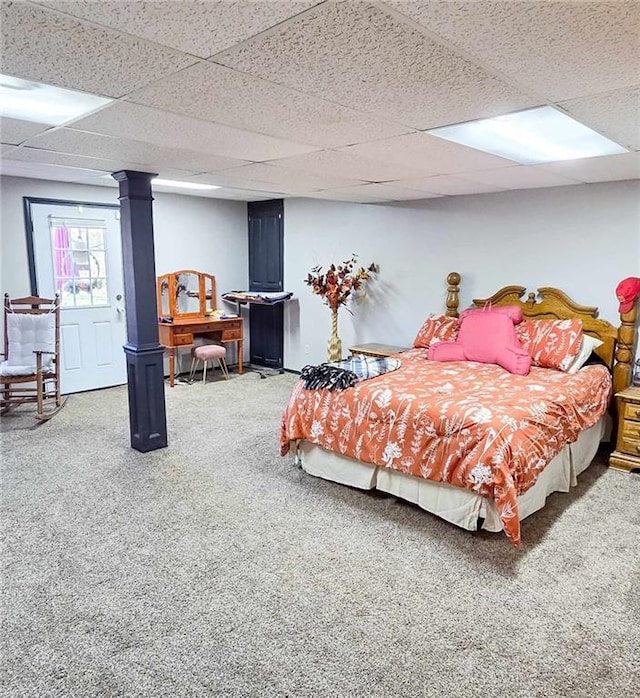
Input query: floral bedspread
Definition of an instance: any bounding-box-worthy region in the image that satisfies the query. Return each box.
[280,349,612,546]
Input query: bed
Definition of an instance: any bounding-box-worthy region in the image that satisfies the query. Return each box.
[281,274,635,546]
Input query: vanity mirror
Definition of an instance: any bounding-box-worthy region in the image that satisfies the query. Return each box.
[156,270,216,318]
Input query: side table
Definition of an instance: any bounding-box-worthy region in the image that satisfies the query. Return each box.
[609,386,640,472]
[348,343,410,358]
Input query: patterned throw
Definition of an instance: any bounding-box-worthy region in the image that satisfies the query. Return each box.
[300,357,401,391]
[282,348,611,546]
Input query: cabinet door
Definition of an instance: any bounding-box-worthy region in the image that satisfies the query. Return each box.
[248,200,283,292]
[249,303,283,368]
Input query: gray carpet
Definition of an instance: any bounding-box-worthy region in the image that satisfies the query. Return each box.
[1,372,639,698]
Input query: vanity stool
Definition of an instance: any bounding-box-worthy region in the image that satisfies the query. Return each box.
[189,344,230,383]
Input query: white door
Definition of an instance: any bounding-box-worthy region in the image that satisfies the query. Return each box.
[31,203,127,394]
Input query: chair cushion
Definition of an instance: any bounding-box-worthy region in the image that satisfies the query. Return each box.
[193,344,226,360]
[0,360,54,377]
[7,313,55,369]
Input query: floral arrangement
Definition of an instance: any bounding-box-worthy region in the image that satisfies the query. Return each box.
[305,255,377,312]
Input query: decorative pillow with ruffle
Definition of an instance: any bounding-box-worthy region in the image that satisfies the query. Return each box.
[515,319,583,372]
[413,314,459,348]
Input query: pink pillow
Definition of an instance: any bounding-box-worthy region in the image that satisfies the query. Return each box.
[428,309,531,375]
[413,314,459,348]
[515,319,583,371]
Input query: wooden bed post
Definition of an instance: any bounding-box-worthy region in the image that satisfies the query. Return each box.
[613,305,638,395]
[445,272,461,318]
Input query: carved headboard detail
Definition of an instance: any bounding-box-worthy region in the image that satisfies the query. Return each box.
[444,272,637,394]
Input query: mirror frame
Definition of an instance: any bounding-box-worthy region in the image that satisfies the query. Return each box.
[156,269,217,318]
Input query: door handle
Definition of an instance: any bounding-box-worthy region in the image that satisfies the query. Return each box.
[116,307,125,315]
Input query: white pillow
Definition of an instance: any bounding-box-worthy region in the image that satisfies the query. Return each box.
[566,334,604,374]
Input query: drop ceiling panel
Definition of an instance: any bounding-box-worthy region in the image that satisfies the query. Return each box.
[0,158,112,183]
[1,2,195,98]
[128,61,411,149]
[535,152,640,183]
[185,172,312,196]
[5,146,199,180]
[69,102,319,161]
[397,175,504,196]
[37,0,323,59]
[6,147,111,172]
[305,183,442,203]
[303,189,398,204]
[0,117,52,145]
[215,1,538,129]
[24,128,249,173]
[351,183,443,200]
[150,184,278,201]
[458,166,583,190]
[559,87,640,152]
[341,133,516,176]
[386,0,640,102]
[214,163,364,191]
[265,150,428,182]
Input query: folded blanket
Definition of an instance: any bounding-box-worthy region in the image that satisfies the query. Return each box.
[335,356,402,381]
[300,356,401,391]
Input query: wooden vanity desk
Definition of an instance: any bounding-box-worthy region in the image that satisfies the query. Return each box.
[157,270,243,387]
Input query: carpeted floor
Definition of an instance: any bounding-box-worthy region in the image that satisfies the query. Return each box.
[1,372,639,698]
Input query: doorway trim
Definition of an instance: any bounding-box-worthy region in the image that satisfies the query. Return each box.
[23,196,119,295]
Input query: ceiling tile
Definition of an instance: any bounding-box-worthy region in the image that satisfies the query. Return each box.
[341,133,515,176]
[0,117,52,145]
[5,146,199,180]
[354,183,444,200]
[0,158,111,183]
[215,1,538,129]
[1,2,195,98]
[214,163,364,191]
[535,152,640,183]
[69,102,319,162]
[23,128,248,173]
[36,0,322,59]
[559,87,640,152]
[307,183,443,203]
[264,149,428,182]
[458,166,583,190]
[397,175,504,196]
[128,61,411,149]
[6,147,111,172]
[303,189,396,204]
[387,0,640,102]
[182,173,314,198]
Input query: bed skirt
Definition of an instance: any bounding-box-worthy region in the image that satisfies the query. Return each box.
[293,417,608,533]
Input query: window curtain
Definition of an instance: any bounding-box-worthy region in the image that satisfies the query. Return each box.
[52,226,71,292]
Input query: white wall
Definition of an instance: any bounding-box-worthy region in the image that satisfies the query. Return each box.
[3,177,638,377]
[284,181,640,371]
[0,175,249,362]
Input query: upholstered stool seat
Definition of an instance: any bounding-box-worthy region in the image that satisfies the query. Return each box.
[189,343,230,383]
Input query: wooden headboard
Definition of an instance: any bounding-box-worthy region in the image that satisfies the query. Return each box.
[443,271,637,395]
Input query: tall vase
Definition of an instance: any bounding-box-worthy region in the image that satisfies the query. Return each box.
[327,307,342,362]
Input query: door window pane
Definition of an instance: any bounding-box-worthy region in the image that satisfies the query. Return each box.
[50,219,109,307]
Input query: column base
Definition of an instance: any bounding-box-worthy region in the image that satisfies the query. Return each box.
[124,343,168,452]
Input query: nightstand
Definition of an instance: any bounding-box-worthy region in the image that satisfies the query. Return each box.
[609,386,640,472]
[348,343,409,358]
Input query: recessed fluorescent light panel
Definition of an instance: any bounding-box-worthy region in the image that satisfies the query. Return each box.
[0,74,112,125]
[152,179,221,190]
[426,106,628,164]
